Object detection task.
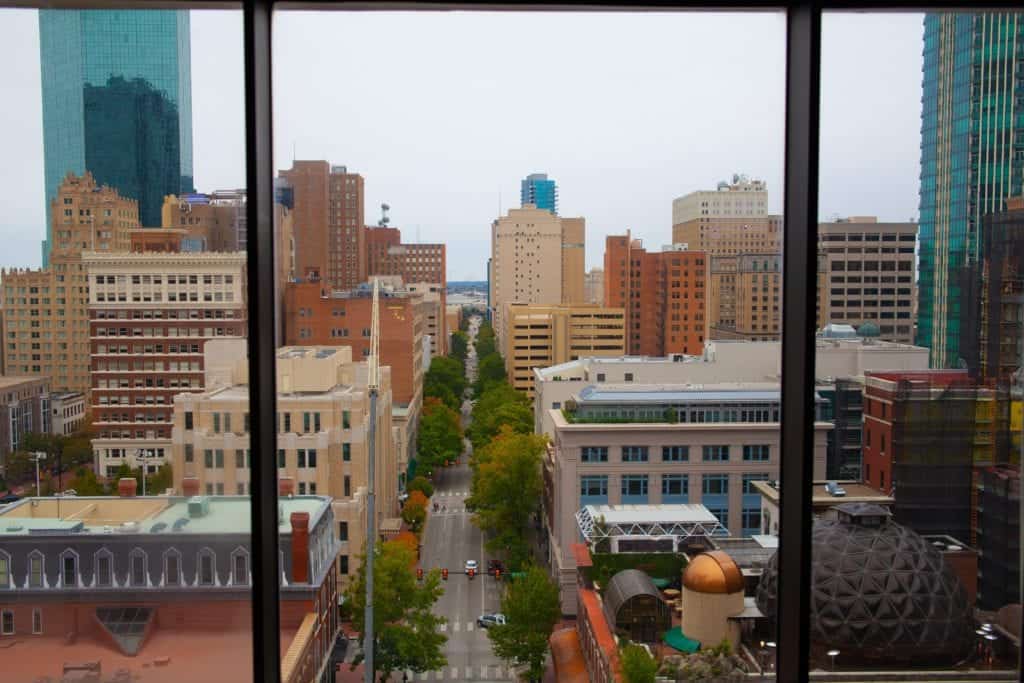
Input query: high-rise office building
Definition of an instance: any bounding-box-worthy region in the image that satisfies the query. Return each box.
[671,176,777,254]
[520,173,558,214]
[39,10,193,259]
[917,13,1024,368]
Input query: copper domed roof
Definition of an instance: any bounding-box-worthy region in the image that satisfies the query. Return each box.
[682,551,744,594]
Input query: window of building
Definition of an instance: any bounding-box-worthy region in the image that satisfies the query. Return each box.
[662,474,688,501]
[61,552,77,588]
[342,410,351,429]
[1,610,12,636]
[28,551,43,588]
[702,445,729,461]
[0,553,9,588]
[703,474,729,495]
[580,475,608,501]
[130,549,146,587]
[620,474,648,500]
[198,550,215,586]
[662,445,689,462]
[343,443,351,461]
[31,608,42,635]
[340,556,349,575]
[165,550,181,587]
[580,446,608,462]
[743,473,770,494]
[621,446,648,462]
[743,444,771,461]
[339,522,348,542]
[95,551,112,588]
[232,550,249,585]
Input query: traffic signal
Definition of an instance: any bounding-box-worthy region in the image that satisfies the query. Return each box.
[417,568,423,581]
[494,568,501,581]
[442,568,448,580]
[468,568,475,580]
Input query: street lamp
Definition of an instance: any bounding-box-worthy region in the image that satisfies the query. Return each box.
[135,449,152,496]
[765,641,776,673]
[29,451,47,496]
[826,649,840,671]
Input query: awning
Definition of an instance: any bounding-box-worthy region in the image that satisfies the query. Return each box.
[664,626,700,653]
[651,577,671,589]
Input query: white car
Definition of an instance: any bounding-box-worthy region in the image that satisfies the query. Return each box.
[477,613,506,628]
[464,559,478,573]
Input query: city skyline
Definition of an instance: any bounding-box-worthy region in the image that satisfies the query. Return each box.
[1,10,922,280]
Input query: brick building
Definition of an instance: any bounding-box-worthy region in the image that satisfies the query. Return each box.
[84,252,247,477]
[603,233,707,356]
[278,161,365,290]
[671,176,778,255]
[708,253,785,341]
[0,490,341,683]
[1,173,139,395]
[0,376,51,470]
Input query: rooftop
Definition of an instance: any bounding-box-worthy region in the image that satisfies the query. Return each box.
[575,383,785,404]
[0,496,328,537]
[752,480,895,507]
[581,503,720,526]
[0,375,47,389]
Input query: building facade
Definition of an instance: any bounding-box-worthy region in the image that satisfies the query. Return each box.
[84,251,247,476]
[277,161,365,290]
[918,13,1024,368]
[50,392,86,437]
[584,268,604,305]
[818,217,917,344]
[161,191,247,252]
[543,383,830,612]
[603,233,707,356]
[708,253,783,341]
[39,9,193,251]
[503,304,625,396]
[490,205,586,351]
[0,377,51,470]
[671,176,777,255]
[2,173,140,396]
[521,172,558,214]
[171,342,399,575]
[0,491,340,683]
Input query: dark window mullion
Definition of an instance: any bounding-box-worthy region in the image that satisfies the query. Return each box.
[243,2,281,683]
[778,2,820,681]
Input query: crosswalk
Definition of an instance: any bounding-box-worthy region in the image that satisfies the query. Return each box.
[438,619,477,632]
[402,664,514,681]
[436,491,469,497]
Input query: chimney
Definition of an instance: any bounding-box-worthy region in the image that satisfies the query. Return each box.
[182,477,201,498]
[279,476,295,497]
[290,512,310,584]
[117,478,137,498]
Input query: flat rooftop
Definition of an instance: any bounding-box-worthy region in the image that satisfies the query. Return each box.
[576,383,786,404]
[277,347,339,360]
[0,495,327,537]
[582,503,720,525]
[752,480,895,507]
[0,375,46,389]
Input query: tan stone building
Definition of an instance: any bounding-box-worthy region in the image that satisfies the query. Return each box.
[170,340,399,582]
[671,176,779,255]
[489,205,586,351]
[84,251,248,477]
[708,254,787,341]
[817,217,917,343]
[1,173,139,395]
[584,268,604,305]
[161,191,246,252]
[407,282,447,357]
[503,303,625,396]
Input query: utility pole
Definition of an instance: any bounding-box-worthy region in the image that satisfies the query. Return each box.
[364,278,380,683]
[30,451,47,496]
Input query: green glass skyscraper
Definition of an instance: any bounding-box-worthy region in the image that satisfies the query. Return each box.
[917,12,1024,368]
[38,10,193,264]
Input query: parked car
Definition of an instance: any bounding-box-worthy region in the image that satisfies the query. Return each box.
[487,559,505,575]
[0,494,21,505]
[464,559,478,574]
[477,613,506,628]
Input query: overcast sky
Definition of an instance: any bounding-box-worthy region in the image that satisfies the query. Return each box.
[0,9,922,281]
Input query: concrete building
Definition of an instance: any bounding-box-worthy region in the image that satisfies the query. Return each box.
[489,205,586,351]
[543,382,830,612]
[604,233,707,356]
[708,253,784,341]
[446,304,464,339]
[84,251,248,476]
[533,337,930,439]
[671,176,778,255]
[407,281,447,357]
[752,479,895,536]
[1,173,139,395]
[0,377,51,470]
[278,161,365,290]
[521,172,558,214]
[171,341,399,578]
[583,268,604,305]
[503,303,625,396]
[161,191,246,252]
[0,490,340,683]
[818,217,917,344]
[50,392,85,437]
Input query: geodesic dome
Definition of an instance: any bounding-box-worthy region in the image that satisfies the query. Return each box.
[755,503,972,663]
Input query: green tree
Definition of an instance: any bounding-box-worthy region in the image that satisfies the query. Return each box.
[620,643,659,683]
[467,382,532,450]
[147,464,173,495]
[417,398,463,471]
[474,352,506,394]
[466,426,545,568]
[450,330,469,363]
[487,565,561,682]
[347,540,448,681]
[67,466,105,496]
[424,356,466,410]
[3,450,37,487]
[406,476,434,498]
[402,498,427,532]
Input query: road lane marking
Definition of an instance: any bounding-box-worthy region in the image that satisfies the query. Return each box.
[450,667,458,679]
[466,621,474,632]
[453,620,460,632]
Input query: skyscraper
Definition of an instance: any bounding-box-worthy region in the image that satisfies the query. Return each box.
[917,13,1024,367]
[39,10,193,263]
[520,172,558,214]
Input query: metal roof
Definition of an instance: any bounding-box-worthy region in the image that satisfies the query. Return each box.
[602,569,665,625]
[576,385,784,404]
[584,504,720,525]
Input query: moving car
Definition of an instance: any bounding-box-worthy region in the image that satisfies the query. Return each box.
[487,559,505,575]
[464,559,478,573]
[477,613,506,628]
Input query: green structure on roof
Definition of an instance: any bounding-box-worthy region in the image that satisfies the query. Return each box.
[664,626,700,653]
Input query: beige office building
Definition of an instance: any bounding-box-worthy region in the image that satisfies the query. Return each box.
[489,205,586,351]
[671,176,779,255]
[817,217,917,344]
[407,281,447,357]
[1,173,139,395]
[170,340,398,578]
[584,268,604,305]
[504,304,625,396]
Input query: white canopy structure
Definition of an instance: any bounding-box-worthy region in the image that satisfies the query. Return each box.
[576,504,727,553]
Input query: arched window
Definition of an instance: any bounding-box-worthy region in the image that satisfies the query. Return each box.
[129,548,147,587]
[163,548,182,587]
[27,550,44,588]
[0,550,11,589]
[197,548,216,586]
[59,549,79,588]
[94,548,113,588]
[230,547,249,586]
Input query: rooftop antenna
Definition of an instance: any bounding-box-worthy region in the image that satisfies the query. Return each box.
[378,203,390,228]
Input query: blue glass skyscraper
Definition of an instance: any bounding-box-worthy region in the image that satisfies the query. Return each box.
[520,173,558,214]
[39,10,193,264]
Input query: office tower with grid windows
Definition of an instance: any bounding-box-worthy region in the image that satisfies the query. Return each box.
[521,172,558,214]
[917,12,1024,368]
[38,10,193,260]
